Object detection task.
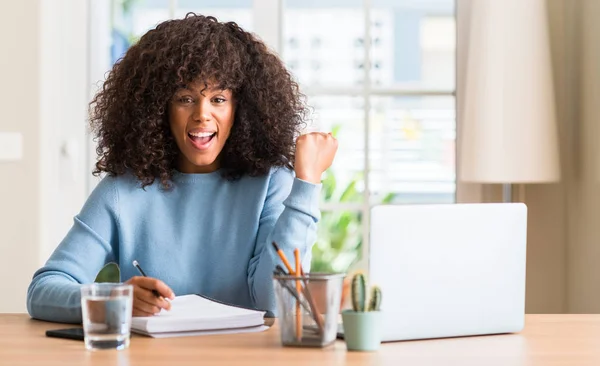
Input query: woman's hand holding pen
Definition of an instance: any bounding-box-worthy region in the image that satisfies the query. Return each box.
[125,276,175,317]
[294,132,338,184]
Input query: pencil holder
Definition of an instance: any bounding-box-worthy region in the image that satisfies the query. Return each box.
[273,273,345,347]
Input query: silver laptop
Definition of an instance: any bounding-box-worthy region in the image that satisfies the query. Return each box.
[364,203,527,342]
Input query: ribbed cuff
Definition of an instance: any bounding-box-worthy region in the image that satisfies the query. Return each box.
[283,178,322,222]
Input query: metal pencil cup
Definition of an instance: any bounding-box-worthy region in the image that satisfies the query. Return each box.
[273,273,345,347]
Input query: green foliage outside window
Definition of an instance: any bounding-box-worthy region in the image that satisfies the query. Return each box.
[311,170,364,274]
[310,126,395,274]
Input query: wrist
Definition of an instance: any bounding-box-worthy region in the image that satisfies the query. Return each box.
[295,171,321,184]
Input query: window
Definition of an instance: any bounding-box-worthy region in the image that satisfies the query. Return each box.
[282,0,456,273]
[108,0,252,65]
[90,0,456,274]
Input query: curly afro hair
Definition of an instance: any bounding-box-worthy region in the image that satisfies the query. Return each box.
[90,13,308,188]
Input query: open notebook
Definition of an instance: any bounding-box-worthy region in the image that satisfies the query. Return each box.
[131,294,268,338]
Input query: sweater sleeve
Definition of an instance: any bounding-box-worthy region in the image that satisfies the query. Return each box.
[247,168,321,313]
[26,177,120,323]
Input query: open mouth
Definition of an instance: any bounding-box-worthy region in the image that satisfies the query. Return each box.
[188,131,216,150]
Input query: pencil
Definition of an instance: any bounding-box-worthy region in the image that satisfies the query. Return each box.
[274,266,314,316]
[294,248,302,342]
[272,242,295,274]
[132,260,161,298]
[273,265,324,336]
[299,267,324,335]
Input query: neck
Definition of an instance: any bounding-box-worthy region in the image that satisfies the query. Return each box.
[177,156,220,174]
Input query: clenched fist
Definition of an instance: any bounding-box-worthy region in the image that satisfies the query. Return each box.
[294,132,339,184]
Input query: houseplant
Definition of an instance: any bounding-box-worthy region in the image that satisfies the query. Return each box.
[94,262,120,283]
[311,152,395,310]
[310,122,396,306]
[341,272,383,351]
[87,263,122,324]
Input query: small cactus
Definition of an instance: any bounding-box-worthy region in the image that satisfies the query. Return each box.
[350,272,382,312]
[351,272,366,312]
[368,286,382,311]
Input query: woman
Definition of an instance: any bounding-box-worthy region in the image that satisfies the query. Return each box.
[27,13,337,323]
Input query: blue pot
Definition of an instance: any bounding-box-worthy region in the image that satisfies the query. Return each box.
[341,310,382,351]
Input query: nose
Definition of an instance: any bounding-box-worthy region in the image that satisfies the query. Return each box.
[192,97,212,122]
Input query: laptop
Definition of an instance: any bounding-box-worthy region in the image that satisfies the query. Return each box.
[347,203,527,342]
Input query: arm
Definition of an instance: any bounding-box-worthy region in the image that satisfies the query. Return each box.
[247,168,321,313]
[26,177,120,323]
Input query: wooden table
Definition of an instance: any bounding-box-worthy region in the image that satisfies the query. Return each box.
[1,314,600,366]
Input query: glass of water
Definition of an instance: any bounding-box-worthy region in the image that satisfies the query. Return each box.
[80,283,133,351]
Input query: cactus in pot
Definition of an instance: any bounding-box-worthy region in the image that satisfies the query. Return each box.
[351,273,382,312]
[342,272,383,351]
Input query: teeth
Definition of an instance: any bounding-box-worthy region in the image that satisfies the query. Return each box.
[189,131,215,137]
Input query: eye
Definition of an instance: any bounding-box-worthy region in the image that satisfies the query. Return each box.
[176,96,194,104]
[212,97,226,104]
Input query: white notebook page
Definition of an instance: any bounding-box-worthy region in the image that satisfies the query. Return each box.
[131,295,266,334]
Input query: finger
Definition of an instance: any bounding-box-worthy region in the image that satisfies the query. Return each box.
[134,292,164,315]
[135,298,161,315]
[321,132,337,141]
[135,286,172,311]
[129,276,175,299]
[132,306,155,317]
[326,132,337,140]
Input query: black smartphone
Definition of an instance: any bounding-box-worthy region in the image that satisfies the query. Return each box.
[45,327,84,341]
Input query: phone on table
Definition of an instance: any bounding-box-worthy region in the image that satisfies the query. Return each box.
[45,327,84,341]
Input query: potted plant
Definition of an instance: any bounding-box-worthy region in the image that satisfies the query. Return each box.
[94,262,120,283]
[341,272,382,351]
[87,263,121,324]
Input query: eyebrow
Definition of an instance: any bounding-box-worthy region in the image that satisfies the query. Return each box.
[177,85,230,95]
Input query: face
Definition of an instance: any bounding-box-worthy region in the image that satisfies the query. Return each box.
[169,81,235,173]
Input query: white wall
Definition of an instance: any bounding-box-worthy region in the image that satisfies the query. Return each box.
[0,0,41,313]
[39,0,89,265]
[0,0,88,313]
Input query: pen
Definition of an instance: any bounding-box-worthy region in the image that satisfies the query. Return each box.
[132,260,161,298]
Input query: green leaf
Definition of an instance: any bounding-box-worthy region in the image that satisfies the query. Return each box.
[94,262,121,283]
[331,125,341,138]
[321,171,337,201]
[382,192,396,204]
[338,180,358,203]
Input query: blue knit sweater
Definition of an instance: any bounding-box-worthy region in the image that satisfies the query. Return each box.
[27,168,320,323]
